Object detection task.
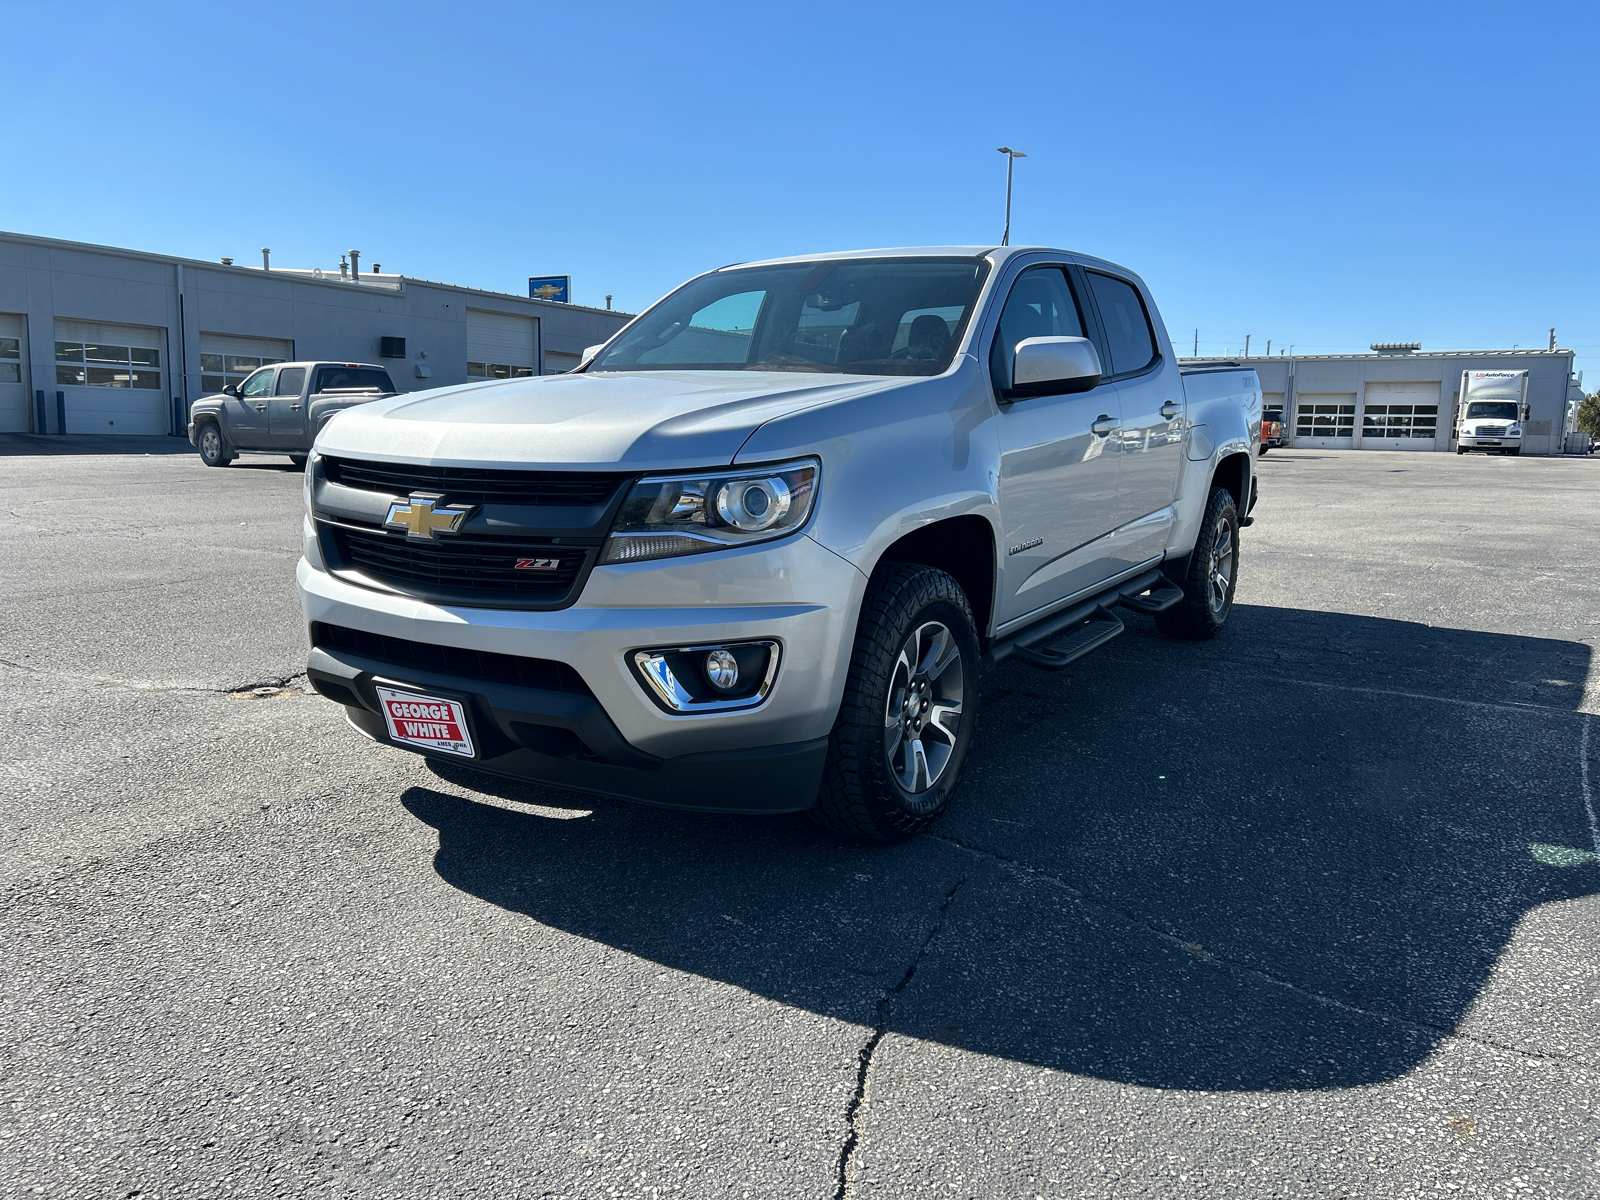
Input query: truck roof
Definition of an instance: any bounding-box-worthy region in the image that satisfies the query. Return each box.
[273,361,389,370]
[723,245,1147,286]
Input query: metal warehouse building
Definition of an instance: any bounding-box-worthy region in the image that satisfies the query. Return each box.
[0,231,631,436]
[1185,346,1581,455]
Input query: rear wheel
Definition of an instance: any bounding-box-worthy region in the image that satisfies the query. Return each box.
[198,422,233,467]
[1156,486,1239,642]
[811,563,980,843]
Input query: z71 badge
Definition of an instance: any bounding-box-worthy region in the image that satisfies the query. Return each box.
[515,557,561,571]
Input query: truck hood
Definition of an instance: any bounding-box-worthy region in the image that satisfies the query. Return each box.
[314,370,909,470]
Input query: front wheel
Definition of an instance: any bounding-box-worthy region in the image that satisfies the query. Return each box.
[1156,486,1239,641]
[811,564,980,843]
[1257,444,1269,456]
[198,422,233,467]
[289,454,309,471]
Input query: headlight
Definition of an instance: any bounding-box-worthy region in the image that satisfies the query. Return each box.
[1508,424,1522,436]
[601,460,818,564]
[303,450,320,513]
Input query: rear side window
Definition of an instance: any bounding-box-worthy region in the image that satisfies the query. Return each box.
[274,366,306,396]
[1086,271,1157,376]
[314,367,393,392]
[988,266,1087,394]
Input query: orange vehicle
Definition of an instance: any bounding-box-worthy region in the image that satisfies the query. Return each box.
[1260,412,1286,454]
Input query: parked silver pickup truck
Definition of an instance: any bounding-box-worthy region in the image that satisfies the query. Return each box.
[298,247,1259,841]
[189,361,396,468]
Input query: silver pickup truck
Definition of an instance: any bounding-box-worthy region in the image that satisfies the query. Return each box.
[298,247,1259,841]
[189,361,396,468]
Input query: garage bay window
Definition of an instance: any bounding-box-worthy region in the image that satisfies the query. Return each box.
[467,361,535,380]
[55,340,161,389]
[0,338,19,384]
[1362,404,1438,438]
[200,353,284,395]
[1295,402,1355,439]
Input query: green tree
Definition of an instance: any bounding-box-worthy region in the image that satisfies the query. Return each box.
[1579,392,1600,440]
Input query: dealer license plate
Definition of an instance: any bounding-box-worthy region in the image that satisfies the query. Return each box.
[375,685,476,758]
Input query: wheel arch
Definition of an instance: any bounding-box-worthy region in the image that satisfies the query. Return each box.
[871,515,998,644]
[1210,451,1251,512]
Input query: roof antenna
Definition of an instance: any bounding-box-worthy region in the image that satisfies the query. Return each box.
[997,147,1027,245]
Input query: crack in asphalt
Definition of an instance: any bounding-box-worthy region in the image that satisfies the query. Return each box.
[928,832,1600,1075]
[834,876,967,1200]
[0,657,308,698]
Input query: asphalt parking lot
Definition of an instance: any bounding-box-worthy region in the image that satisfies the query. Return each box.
[3,437,1598,1199]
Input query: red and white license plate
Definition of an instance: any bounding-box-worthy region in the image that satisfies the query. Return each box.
[375,685,476,758]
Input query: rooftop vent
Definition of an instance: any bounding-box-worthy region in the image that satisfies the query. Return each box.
[219,257,233,266]
[1370,342,1421,353]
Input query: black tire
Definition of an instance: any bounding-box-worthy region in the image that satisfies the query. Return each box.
[197,421,233,467]
[811,563,981,843]
[1155,486,1239,642]
[1456,447,1466,455]
[1257,444,1269,456]
[289,454,309,471]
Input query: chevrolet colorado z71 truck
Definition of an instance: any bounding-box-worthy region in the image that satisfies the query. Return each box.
[189,361,396,469]
[299,247,1259,841]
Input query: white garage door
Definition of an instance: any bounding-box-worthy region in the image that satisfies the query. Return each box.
[198,332,293,396]
[53,318,169,435]
[1361,381,1440,450]
[1292,393,1357,449]
[0,313,28,432]
[466,309,538,380]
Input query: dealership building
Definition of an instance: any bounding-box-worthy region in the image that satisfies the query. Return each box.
[1184,345,1582,455]
[0,230,631,436]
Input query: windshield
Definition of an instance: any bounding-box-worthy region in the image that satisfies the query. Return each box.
[1465,401,1518,421]
[590,257,989,376]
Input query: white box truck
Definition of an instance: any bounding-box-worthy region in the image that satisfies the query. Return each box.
[1455,369,1529,456]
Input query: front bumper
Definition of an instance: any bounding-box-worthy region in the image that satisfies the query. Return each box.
[1460,437,1521,450]
[297,531,867,812]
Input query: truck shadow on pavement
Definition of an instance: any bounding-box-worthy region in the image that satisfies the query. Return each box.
[399,605,1599,1092]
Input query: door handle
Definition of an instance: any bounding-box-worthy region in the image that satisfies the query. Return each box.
[1160,401,1182,419]
[254,403,267,411]
[1091,415,1117,436]
[289,404,301,411]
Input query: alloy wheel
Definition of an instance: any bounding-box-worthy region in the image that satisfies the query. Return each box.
[1208,517,1236,615]
[883,621,965,794]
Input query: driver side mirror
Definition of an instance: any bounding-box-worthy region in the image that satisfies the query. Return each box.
[1004,336,1103,400]
[223,384,237,397]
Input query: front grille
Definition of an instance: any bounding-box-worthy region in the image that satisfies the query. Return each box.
[331,526,590,601]
[1476,425,1508,436]
[312,622,590,695]
[324,457,628,507]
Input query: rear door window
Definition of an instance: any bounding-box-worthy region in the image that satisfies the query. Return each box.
[274,366,307,396]
[988,266,1086,394]
[1085,271,1157,377]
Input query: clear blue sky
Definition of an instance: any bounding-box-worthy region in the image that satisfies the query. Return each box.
[3,0,1596,381]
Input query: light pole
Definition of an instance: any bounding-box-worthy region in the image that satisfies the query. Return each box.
[997,147,1027,245]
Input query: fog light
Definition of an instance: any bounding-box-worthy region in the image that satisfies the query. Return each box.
[705,649,739,691]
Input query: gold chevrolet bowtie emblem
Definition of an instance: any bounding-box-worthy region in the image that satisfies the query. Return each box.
[383,493,475,540]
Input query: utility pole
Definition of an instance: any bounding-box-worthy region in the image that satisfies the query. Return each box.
[996,147,1027,245]
[1193,329,1198,356]
[1244,334,1251,357]
[1265,339,1271,355]
[1550,327,1557,351]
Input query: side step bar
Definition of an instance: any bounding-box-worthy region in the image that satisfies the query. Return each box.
[984,568,1185,672]
[1012,606,1124,670]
